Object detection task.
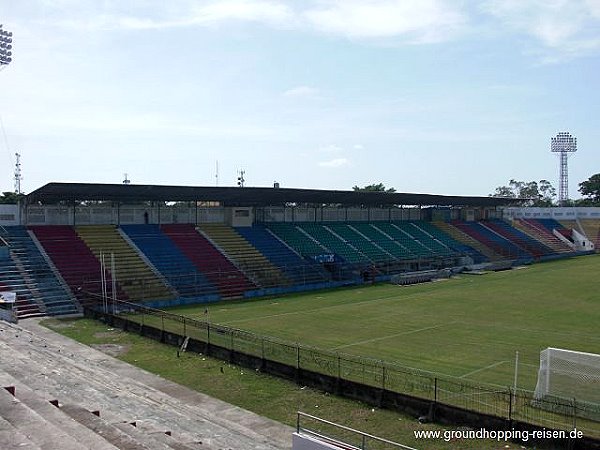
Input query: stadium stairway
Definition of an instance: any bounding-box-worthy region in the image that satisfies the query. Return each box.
[0,275,44,320]
[451,221,532,261]
[1,229,45,319]
[403,222,457,257]
[326,223,393,262]
[579,219,600,249]
[559,219,584,237]
[264,222,328,259]
[512,219,573,253]
[482,219,554,258]
[120,225,218,300]
[296,223,368,264]
[433,221,503,261]
[197,224,290,288]
[346,222,412,261]
[76,225,176,303]
[414,221,487,263]
[30,226,129,305]
[372,222,433,258]
[235,225,329,285]
[161,224,256,299]
[0,226,79,316]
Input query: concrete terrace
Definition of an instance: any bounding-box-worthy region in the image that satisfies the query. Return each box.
[0,318,292,450]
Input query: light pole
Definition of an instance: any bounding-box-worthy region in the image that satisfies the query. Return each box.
[0,24,13,68]
[550,132,577,206]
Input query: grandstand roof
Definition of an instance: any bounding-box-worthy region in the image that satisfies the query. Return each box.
[25,182,522,207]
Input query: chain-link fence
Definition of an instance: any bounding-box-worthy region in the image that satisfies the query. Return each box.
[92,299,600,440]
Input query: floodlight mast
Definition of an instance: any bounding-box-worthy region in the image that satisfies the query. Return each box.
[550,132,577,206]
[0,24,13,69]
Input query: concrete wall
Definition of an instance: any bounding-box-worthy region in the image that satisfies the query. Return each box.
[503,207,600,220]
[0,204,19,226]
[19,204,600,226]
[257,206,423,222]
[0,307,17,323]
[18,204,427,225]
[22,205,226,226]
[225,207,253,227]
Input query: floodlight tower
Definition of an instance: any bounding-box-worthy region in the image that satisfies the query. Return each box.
[551,132,577,206]
[0,24,13,69]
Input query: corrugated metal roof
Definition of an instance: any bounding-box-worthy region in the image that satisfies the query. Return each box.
[25,182,521,207]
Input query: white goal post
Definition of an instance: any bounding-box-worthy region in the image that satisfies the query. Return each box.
[534,347,600,404]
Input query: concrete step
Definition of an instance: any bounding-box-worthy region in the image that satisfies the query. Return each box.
[0,414,43,449]
[60,404,153,450]
[1,319,292,450]
[0,385,85,450]
[0,372,118,450]
[115,421,209,450]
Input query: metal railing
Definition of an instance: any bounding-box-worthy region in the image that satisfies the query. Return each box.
[296,411,418,450]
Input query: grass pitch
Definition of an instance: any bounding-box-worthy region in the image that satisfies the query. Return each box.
[170,254,600,392]
[43,318,521,449]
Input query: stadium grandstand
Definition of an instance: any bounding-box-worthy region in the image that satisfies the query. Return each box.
[0,182,596,320]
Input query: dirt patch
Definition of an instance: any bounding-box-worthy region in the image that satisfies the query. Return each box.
[45,320,75,329]
[91,343,131,357]
[94,330,122,339]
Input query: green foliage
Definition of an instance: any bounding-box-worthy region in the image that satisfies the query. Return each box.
[0,191,25,204]
[352,183,396,193]
[491,179,556,206]
[579,173,600,205]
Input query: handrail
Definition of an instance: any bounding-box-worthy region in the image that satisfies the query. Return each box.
[296,411,418,449]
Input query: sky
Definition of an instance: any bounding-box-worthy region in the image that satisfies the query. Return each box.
[0,0,599,199]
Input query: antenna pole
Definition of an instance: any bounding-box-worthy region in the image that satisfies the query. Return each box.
[237,169,245,188]
[14,152,21,194]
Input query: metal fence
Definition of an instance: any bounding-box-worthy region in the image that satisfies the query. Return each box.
[97,299,600,440]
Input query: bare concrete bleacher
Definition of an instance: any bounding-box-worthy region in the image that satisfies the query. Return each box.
[0,318,291,449]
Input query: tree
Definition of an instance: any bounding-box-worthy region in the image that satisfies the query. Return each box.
[352,183,396,193]
[492,185,516,198]
[490,179,555,206]
[0,192,25,204]
[578,173,600,205]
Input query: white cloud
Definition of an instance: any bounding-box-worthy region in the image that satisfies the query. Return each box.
[40,0,466,43]
[484,0,600,60]
[48,0,296,31]
[190,0,295,27]
[304,0,467,43]
[282,85,319,98]
[318,157,349,167]
[29,110,281,138]
[353,144,364,150]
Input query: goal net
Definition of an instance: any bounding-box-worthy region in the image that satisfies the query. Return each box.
[534,347,600,405]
